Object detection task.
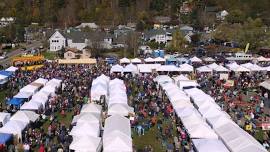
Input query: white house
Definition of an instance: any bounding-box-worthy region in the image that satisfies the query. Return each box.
[143,29,173,44]
[216,10,229,21]
[49,31,66,51]
[0,17,15,27]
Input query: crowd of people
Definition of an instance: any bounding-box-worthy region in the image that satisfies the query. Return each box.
[0,59,270,152]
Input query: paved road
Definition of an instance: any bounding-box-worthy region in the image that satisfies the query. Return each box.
[0,41,42,66]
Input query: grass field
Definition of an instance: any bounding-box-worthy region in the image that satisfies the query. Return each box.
[42,51,57,60]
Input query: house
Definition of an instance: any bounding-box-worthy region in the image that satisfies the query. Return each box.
[75,23,99,30]
[180,25,194,35]
[49,31,67,51]
[216,10,229,21]
[143,28,174,44]
[64,48,91,59]
[0,17,15,27]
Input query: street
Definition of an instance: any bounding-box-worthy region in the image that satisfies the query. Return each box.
[0,41,42,67]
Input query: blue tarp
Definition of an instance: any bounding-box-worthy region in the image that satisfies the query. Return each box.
[0,133,12,144]
[0,71,12,77]
[7,98,24,107]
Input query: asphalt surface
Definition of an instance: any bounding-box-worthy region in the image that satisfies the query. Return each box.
[0,41,42,66]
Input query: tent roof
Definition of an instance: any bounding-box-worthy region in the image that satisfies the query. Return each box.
[81,103,102,114]
[214,65,229,72]
[7,98,25,106]
[10,111,39,123]
[154,75,173,84]
[0,120,27,135]
[0,71,12,77]
[207,63,219,69]
[104,115,131,139]
[232,66,250,72]
[0,133,12,144]
[123,64,138,73]
[203,57,216,62]
[72,113,100,124]
[257,56,269,62]
[110,64,124,73]
[20,101,42,110]
[190,56,202,62]
[33,78,48,86]
[154,57,166,62]
[144,57,155,62]
[120,57,130,64]
[131,58,142,63]
[197,66,213,73]
[192,139,229,152]
[157,65,180,72]
[173,75,189,82]
[70,136,101,151]
[5,66,18,72]
[108,103,134,116]
[103,132,132,152]
[70,123,100,137]
[179,63,194,72]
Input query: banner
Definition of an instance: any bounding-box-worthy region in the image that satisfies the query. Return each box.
[220,73,229,80]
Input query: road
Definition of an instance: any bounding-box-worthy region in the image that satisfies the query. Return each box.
[0,41,42,66]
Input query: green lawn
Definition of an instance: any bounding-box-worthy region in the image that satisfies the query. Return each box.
[42,51,57,60]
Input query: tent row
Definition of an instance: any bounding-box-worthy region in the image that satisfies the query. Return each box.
[20,78,62,111]
[184,87,267,152]
[103,115,132,152]
[226,62,267,72]
[108,78,134,116]
[69,103,102,152]
[110,64,138,74]
[120,57,142,64]
[91,74,110,101]
[161,83,222,141]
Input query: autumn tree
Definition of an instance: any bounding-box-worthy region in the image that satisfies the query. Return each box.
[167,30,187,52]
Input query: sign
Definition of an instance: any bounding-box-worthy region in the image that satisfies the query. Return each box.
[220,73,229,80]
[261,123,270,130]
[224,80,234,87]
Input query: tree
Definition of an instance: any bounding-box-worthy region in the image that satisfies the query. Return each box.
[150,0,165,12]
[167,30,187,52]
[226,9,246,24]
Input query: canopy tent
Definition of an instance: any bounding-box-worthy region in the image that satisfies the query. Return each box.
[256,56,270,62]
[20,101,42,111]
[39,85,56,96]
[110,64,124,73]
[226,62,239,70]
[264,66,270,71]
[0,120,27,137]
[33,78,48,86]
[197,66,213,73]
[14,91,32,99]
[203,57,216,62]
[207,114,235,129]
[232,66,250,72]
[97,74,110,82]
[173,75,189,82]
[70,136,101,152]
[123,64,138,73]
[198,105,223,118]
[144,57,155,63]
[131,58,142,64]
[19,85,39,95]
[119,57,130,64]
[91,84,108,101]
[241,63,265,71]
[207,63,219,69]
[0,133,12,144]
[0,71,12,77]
[260,80,270,91]
[174,107,197,118]
[179,63,194,72]
[190,56,202,63]
[215,123,267,152]
[7,98,25,107]
[10,111,39,123]
[108,103,134,116]
[109,78,124,86]
[31,92,49,103]
[0,113,10,125]
[5,66,18,72]
[46,78,62,89]
[154,57,166,62]
[108,96,128,106]
[192,139,229,152]
[103,133,132,152]
[177,80,199,90]
[70,123,100,137]
[157,65,180,72]
[0,75,8,85]
[186,123,219,139]
[103,115,131,139]
[213,65,229,72]
[72,113,100,125]
[137,64,161,73]
[154,75,173,85]
[80,103,102,115]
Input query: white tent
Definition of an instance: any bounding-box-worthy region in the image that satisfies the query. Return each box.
[173,75,189,82]
[174,107,197,118]
[70,123,100,137]
[226,62,239,70]
[207,114,234,129]
[5,66,18,72]
[81,103,102,115]
[131,58,142,64]
[213,65,229,72]
[215,123,267,152]
[33,78,48,86]
[154,75,173,84]
[91,84,108,101]
[0,120,27,137]
[192,139,229,152]
[13,92,32,99]
[190,56,202,63]
[241,63,265,71]
[72,113,100,125]
[110,64,124,73]
[0,75,8,85]
[232,66,250,72]
[97,74,110,82]
[207,63,219,69]
[179,63,194,72]
[108,103,134,116]
[109,78,124,86]
[46,78,62,88]
[0,112,10,125]
[144,57,155,63]
[19,85,39,95]
[197,66,213,73]
[70,136,102,152]
[256,56,269,62]
[203,57,216,62]
[108,96,128,106]
[154,57,166,62]
[103,115,131,139]
[10,111,39,123]
[123,64,138,73]
[137,64,161,73]
[20,101,42,111]
[177,80,199,89]
[187,123,218,139]
[157,65,180,72]
[103,132,132,152]
[199,105,223,118]
[39,85,56,96]
[120,58,130,64]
